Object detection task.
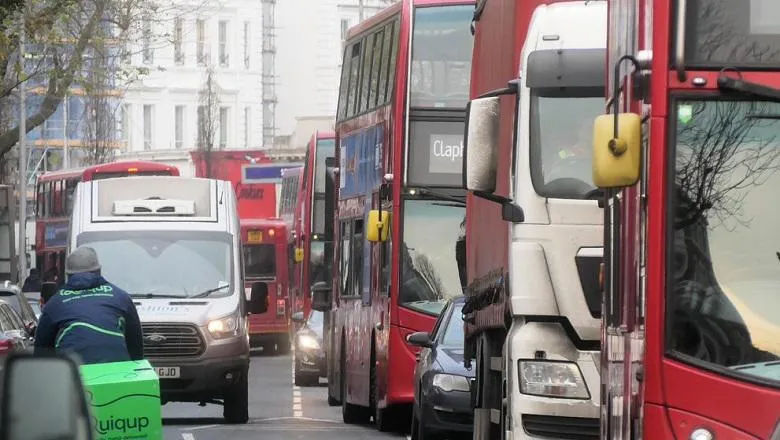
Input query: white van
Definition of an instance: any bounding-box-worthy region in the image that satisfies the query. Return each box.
[67,176,269,423]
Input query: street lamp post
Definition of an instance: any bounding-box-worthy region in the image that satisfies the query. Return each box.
[17,0,28,281]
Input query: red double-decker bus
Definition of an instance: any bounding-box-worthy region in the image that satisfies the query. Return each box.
[34,161,179,281]
[315,0,473,432]
[279,166,303,315]
[241,218,291,354]
[290,131,336,321]
[592,0,780,438]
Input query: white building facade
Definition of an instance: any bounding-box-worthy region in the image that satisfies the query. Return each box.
[275,0,388,138]
[122,0,266,153]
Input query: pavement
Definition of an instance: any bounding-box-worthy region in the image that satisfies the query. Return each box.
[162,347,408,440]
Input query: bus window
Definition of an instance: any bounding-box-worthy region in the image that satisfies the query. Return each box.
[244,244,276,279]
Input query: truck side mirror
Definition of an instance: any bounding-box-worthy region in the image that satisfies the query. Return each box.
[310,281,332,312]
[463,96,501,194]
[249,282,269,314]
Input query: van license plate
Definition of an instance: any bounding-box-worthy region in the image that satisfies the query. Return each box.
[155,367,180,378]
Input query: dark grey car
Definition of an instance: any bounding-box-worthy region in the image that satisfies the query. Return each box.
[409,296,473,440]
[291,310,326,387]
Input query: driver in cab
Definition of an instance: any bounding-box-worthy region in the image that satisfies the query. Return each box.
[34,246,144,365]
[543,123,594,189]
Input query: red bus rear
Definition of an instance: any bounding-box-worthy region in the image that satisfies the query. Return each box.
[279,166,304,316]
[34,161,179,282]
[290,132,335,321]
[241,219,291,354]
[318,0,474,433]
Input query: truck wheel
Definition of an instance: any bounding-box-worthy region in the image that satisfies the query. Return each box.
[223,372,249,424]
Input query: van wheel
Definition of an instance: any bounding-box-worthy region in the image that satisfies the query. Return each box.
[223,372,249,424]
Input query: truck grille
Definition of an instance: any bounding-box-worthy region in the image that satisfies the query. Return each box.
[141,323,205,358]
[575,254,602,319]
[522,414,600,439]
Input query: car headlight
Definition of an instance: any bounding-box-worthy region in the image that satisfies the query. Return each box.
[298,334,320,350]
[518,361,590,399]
[432,373,471,392]
[207,313,240,339]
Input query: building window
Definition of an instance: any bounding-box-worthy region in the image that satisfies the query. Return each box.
[219,107,228,148]
[340,18,350,42]
[197,105,206,148]
[219,21,229,67]
[142,18,153,64]
[244,106,250,147]
[196,19,206,65]
[143,104,153,150]
[243,22,250,69]
[174,105,184,149]
[121,103,131,144]
[174,18,184,64]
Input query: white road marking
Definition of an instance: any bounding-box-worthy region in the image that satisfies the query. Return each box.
[187,425,218,431]
[293,403,302,410]
[181,433,195,440]
[294,410,303,417]
[293,396,301,404]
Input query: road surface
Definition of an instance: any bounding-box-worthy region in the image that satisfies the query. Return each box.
[162,348,406,440]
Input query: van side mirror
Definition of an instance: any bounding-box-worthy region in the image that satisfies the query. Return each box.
[310,281,332,312]
[592,113,641,188]
[294,247,304,263]
[1,353,94,440]
[463,96,501,194]
[291,311,305,323]
[367,210,390,242]
[249,282,269,314]
[406,331,433,348]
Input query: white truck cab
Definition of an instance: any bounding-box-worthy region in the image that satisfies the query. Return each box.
[67,176,269,423]
[507,2,607,437]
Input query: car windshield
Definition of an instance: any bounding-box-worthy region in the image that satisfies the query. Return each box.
[529,89,605,199]
[440,302,464,347]
[244,244,275,279]
[0,291,35,323]
[77,230,234,299]
[400,199,465,316]
[668,99,780,386]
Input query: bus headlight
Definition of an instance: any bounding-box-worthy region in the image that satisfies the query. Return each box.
[298,334,320,350]
[518,361,590,399]
[432,374,471,392]
[207,313,239,339]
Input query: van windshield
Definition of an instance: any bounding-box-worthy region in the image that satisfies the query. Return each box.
[76,230,234,299]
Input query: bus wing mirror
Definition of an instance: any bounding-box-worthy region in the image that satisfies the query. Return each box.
[592,113,642,188]
[367,210,390,243]
[311,281,332,312]
[294,247,304,263]
[463,96,501,195]
[249,282,269,314]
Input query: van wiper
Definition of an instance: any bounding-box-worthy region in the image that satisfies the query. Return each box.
[131,293,186,299]
[717,74,780,102]
[191,284,230,299]
[416,187,466,206]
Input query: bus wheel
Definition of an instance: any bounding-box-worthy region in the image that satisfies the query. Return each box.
[370,347,394,432]
[276,334,291,355]
[341,350,369,424]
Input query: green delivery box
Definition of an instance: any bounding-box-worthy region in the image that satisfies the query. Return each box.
[80,360,163,440]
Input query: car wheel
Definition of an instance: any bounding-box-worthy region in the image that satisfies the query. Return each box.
[223,370,249,424]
